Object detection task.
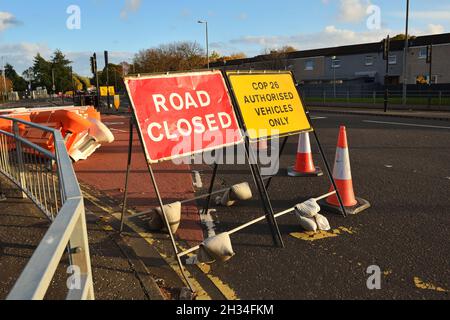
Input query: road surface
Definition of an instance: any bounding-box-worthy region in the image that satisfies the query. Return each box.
[182,111,450,300]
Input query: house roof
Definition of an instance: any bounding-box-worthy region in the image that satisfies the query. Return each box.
[211,33,450,67]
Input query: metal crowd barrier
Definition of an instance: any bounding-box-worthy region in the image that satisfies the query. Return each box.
[0,115,94,300]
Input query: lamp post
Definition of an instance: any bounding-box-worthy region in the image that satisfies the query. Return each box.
[1,56,7,101]
[198,20,209,69]
[331,56,337,99]
[402,0,410,105]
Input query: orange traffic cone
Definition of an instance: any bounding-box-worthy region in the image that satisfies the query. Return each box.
[288,132,323,177]
[319,126,370,215]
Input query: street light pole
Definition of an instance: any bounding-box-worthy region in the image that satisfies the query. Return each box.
[198,20,209,69]
[331,56,337,99]
[1,57,7,101]
[402,0,410,105]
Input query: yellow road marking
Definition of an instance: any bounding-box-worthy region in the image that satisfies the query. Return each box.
[82,190,211,300]
[81,187,238,300]
[177,244,239,300]
[290,226,357,241]
[414,277,448,293]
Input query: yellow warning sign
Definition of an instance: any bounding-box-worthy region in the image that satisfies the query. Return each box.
[100,86,115,97]
[227,71,311,140]
[100,86,108,96]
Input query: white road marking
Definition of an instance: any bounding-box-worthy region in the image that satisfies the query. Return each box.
[104,122,125,125]
[363,120,450,130]
[110,128,128,133]
[199,209,217,238]
[311,116,328,120]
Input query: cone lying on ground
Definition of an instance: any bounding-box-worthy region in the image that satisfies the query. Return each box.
[288,132,323,177]
[318,126,370,215]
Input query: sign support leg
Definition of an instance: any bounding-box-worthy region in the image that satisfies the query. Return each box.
[202,162,219,215]
[244,137,285,248]
[146,163,195,293]
[264,136,289,190]
[120,115,134,233]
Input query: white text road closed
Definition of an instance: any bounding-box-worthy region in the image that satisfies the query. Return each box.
[125,71,243,163]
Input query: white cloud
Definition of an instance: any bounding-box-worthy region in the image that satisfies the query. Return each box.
[427,24,445,35]
[219,21,448,57]
[237,13,248,21]
[0,11,21,32]
[120,0,142,19]
[228,25,391,55]
[410,11,450,21]
[338,0,369,23]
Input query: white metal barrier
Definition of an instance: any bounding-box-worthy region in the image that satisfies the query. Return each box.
[0,115,94,300]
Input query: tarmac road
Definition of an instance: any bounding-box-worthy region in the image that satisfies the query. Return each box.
[185,112,450,300]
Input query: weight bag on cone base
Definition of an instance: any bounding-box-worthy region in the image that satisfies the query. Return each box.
[288,132,323,177]
[318,126,370,215]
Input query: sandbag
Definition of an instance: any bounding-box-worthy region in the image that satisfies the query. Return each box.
[201,233,235,263]
[197,246,216,264]
[297,215,318,232]
[155,202,182,234]
[314,214,331,231]
[230,182,253,201]
[218,182,253,207]
[295,200,321,218]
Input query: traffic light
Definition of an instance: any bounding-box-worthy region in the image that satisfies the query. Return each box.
[90,54,98,75]
[382,36,390,61]
[90,56,95,75]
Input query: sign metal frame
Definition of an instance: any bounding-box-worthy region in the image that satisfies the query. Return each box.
[119,70,288,296]
[119,69,348,297]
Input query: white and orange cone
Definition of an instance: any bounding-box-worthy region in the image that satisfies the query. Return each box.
[288,132,323,177]
[319,126,370,215]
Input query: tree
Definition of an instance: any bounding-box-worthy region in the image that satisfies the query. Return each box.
[32,53,52,90]
[98,63,126,91]
[211,52,247,64]
[259,46,298,70]
[30,50,73,92]
[50,49,72,93]
[391,34,416,41]
[4,63,28,91]
[133,41,206,73]
[0,75,13,99]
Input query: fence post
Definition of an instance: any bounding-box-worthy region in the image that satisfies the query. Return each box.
[373,91,376,105]
[439,91,442,106]
[346,91,349,104]
[12,122,27,199]
[323,90,326,104]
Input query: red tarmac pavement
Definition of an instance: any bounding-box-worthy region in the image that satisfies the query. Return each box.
[74,114,204,243]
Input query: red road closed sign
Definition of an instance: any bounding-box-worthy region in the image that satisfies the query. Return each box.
[125,71,243,163]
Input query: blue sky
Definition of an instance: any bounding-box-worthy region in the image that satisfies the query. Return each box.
[1,0,449,76]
